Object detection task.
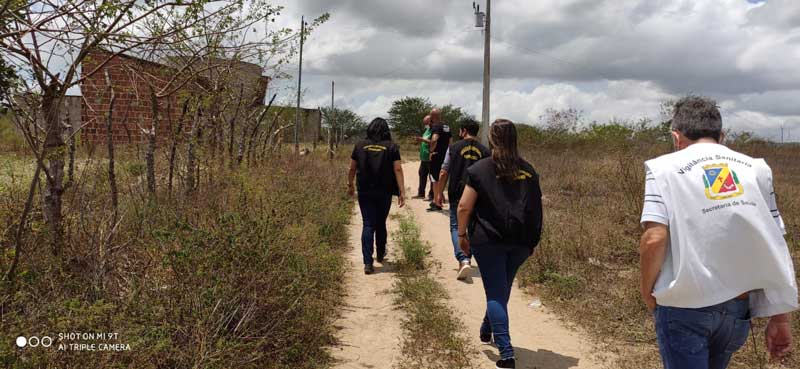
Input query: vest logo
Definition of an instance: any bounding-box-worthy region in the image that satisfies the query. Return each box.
[364,145,387,152]
[460,146,484,161]
[702,163,744,200]
[515,170,533,181]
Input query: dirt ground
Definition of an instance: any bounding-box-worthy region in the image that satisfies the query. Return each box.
[330,161,613,369]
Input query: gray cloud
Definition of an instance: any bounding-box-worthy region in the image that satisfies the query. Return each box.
[269,0,800,139]
[297,0,456,37]
[746,0,800,29]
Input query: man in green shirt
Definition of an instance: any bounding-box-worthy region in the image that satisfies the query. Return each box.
[413,115,433,199]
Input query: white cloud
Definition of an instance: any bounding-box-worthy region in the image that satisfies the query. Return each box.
[266,0,800,140]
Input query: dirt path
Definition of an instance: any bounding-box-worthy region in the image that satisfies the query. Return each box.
[330,205,405,369]
[331,161,610,369]
[400,161,609,369]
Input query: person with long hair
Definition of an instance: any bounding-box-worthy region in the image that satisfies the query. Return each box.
[457,119,543,369]
[348,118,406,274]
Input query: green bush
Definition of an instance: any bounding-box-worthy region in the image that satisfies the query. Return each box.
[0,155,352,369]
[0,113,25,151]
[393,215,429,271]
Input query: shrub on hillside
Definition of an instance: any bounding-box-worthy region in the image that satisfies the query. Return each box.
[0,155,351,369]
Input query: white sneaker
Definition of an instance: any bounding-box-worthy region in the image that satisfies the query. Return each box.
[457,261,471,280]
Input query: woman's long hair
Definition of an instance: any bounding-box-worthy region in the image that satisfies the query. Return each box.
[366,117,392,142]
[489,119,521,180]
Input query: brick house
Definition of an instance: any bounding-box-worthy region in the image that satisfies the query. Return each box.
[79,50,270,144]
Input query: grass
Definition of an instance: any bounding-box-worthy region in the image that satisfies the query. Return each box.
[0,148,353,368]
[512,130,800,369]
[0,113,25,152]
[391,214,475,369]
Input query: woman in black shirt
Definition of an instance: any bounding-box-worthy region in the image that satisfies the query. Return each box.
[348,118,406,274]
[456,119,543,369]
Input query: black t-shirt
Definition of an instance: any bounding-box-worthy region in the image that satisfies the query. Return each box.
[447,138,491,203]
[351,140,402,196]
[429,123,451,165]
[465,158,543,251]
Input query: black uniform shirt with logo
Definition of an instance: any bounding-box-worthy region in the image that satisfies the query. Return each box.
[447,139,491,204]
[429,123,451,165]
[351,140,402,196]
[465,158,543,251]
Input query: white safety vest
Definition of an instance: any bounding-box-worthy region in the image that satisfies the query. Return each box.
[646,143,798,317]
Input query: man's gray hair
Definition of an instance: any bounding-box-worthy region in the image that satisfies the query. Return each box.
[671,96,723,141]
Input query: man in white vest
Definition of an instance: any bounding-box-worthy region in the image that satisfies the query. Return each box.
[639,96,797,369]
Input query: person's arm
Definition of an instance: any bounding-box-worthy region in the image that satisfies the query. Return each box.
[436,171,448,206]
[415,136,431,144]
[457,185,478,255]
[347,159,357,198]
[763,171,793,360]
[429,133,439,160]
[435,148,451,206]
[766,312,793,361]
[639,222,668,312]
[393,160,405,208]
[530,178,543,254]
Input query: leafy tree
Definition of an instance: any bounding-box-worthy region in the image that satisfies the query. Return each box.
[388,96,433,138]
[540,108,583,134]
[0,0,21,112]
[0,0,321,258]
[440,104,474,135]
[0,59,16,113]
[322,107,366,141]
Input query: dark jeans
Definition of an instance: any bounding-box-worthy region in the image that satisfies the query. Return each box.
[655,298,751,369]
[417,161,432,197]
[473,245,531,360]
[357,192,393,265]
[450,205,470,262]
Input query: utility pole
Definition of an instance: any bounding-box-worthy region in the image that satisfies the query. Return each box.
[474,1,491,144]
[781,122,785,144]
[294,16,305,154]
[329,81,335,159]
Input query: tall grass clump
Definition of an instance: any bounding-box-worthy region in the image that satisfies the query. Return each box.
[0,151,352,369]
[392,214,474,369]
[393,215,429,272]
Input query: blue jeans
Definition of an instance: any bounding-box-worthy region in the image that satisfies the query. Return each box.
[357,192,393,265]
[450,205,470,263]
[473,245,531,360]
[655,298,751,369]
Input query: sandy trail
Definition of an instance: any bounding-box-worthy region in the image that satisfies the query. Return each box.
[330,161,609,369]
[330,203,405,369]
[400,161,609,369]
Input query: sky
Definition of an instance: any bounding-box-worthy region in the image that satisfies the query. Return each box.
[260,0,800,141]
[44,0,794,141]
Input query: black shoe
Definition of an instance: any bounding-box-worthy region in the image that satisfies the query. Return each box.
[364,264,374,274]
[479,332,492,345]
[427,203,442,211]
[376,253,386,263]
[496,358,515,369]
